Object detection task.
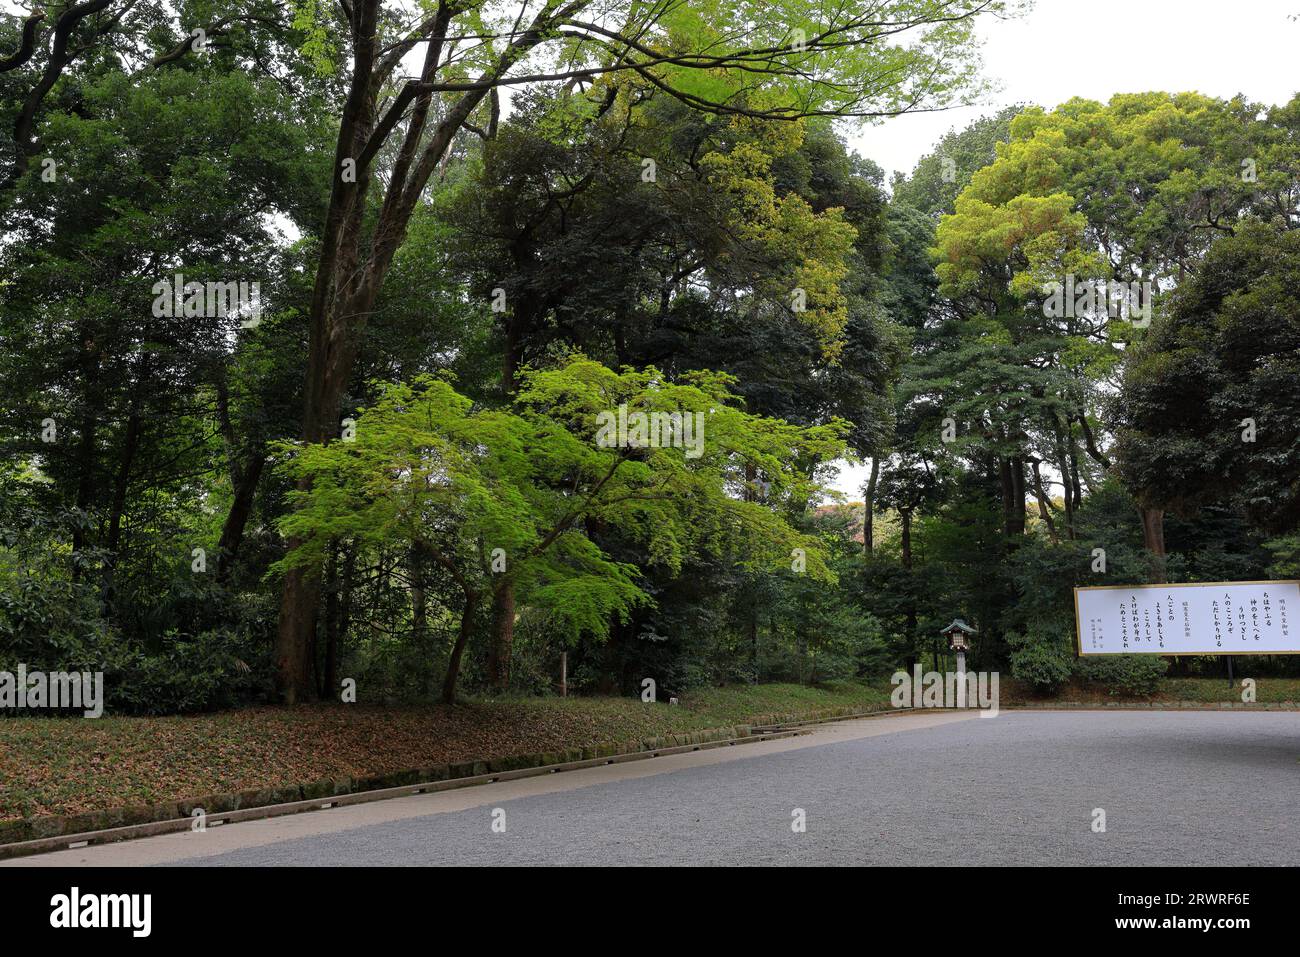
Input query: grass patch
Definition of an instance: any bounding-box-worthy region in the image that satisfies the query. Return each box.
[682,680,893,724]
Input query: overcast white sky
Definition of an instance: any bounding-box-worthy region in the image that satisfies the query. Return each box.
[828,0,1300,497]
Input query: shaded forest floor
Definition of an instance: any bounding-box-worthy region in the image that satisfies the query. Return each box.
[2,678,1298,823]
[0,682,891,822]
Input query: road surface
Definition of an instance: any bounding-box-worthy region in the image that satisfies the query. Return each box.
[7,710,1297,866]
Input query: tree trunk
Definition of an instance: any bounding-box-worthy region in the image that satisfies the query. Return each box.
[863,456,880,555]
[901,506,917,663]
[1068,441,1083,511]
[1054,430,1077,540]
[105,400,142,558]
[1140,506,1167,583]
[999,457,1014,537]
[443,590,479,705]
[1010,456,1026,537]
[102,393,143,607]
[487,583,515,689]
[276,566,319,703]
[486,312,530,690]
[272,0,383,704]
[501,305,529,394]
[70,322,101,574]
[325,543,357,697]
[321,545,340,698]
[275,2,577,702]
[1000,456,1026,540]
[1029,458,1058,543]
[216,451,266,580]
[409,543,428,644]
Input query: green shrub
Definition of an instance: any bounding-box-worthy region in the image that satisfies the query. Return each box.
[109,628,273,715]
[1006,626,1074,693]
[1073,654,1168,696]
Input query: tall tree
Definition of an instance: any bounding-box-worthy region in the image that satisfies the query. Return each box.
[273,0,1011,700]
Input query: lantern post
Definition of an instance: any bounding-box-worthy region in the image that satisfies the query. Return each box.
[941,619,978,704]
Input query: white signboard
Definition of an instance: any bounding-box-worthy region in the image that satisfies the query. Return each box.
[1074,581,1300,656]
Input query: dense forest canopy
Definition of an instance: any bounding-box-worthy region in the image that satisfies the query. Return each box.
[2,0,1297,713]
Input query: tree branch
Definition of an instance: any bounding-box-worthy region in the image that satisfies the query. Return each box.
[0,11,45,73]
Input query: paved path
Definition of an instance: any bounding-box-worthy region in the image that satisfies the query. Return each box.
[9,711,1298,866]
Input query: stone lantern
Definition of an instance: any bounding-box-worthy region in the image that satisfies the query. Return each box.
[941,619,978,676]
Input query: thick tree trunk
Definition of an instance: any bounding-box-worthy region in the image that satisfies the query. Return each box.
[1140,506,1167,583]
[487,583,515,689]
[487,309,531,690]
[409,544,428,644]
[275,1,566,702]
[273,0,382,704]
[276,565,319,703]
[998,457,1014,537]
[443,590,479,705]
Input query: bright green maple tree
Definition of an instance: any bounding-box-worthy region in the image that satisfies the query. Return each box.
[274,356,846,702]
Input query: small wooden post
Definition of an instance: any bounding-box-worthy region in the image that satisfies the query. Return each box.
[560,652,567,698]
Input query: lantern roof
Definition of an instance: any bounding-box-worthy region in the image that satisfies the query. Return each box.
[941,618,978,636]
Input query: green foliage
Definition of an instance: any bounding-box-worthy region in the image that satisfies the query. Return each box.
[1006,626,1074,693]
[108,628,272,716]
[1073,655,1169,697]
[1116,219,1300,532]
[4,0,1298,716]
[275,357,847,680]
[891,106,1021,217]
